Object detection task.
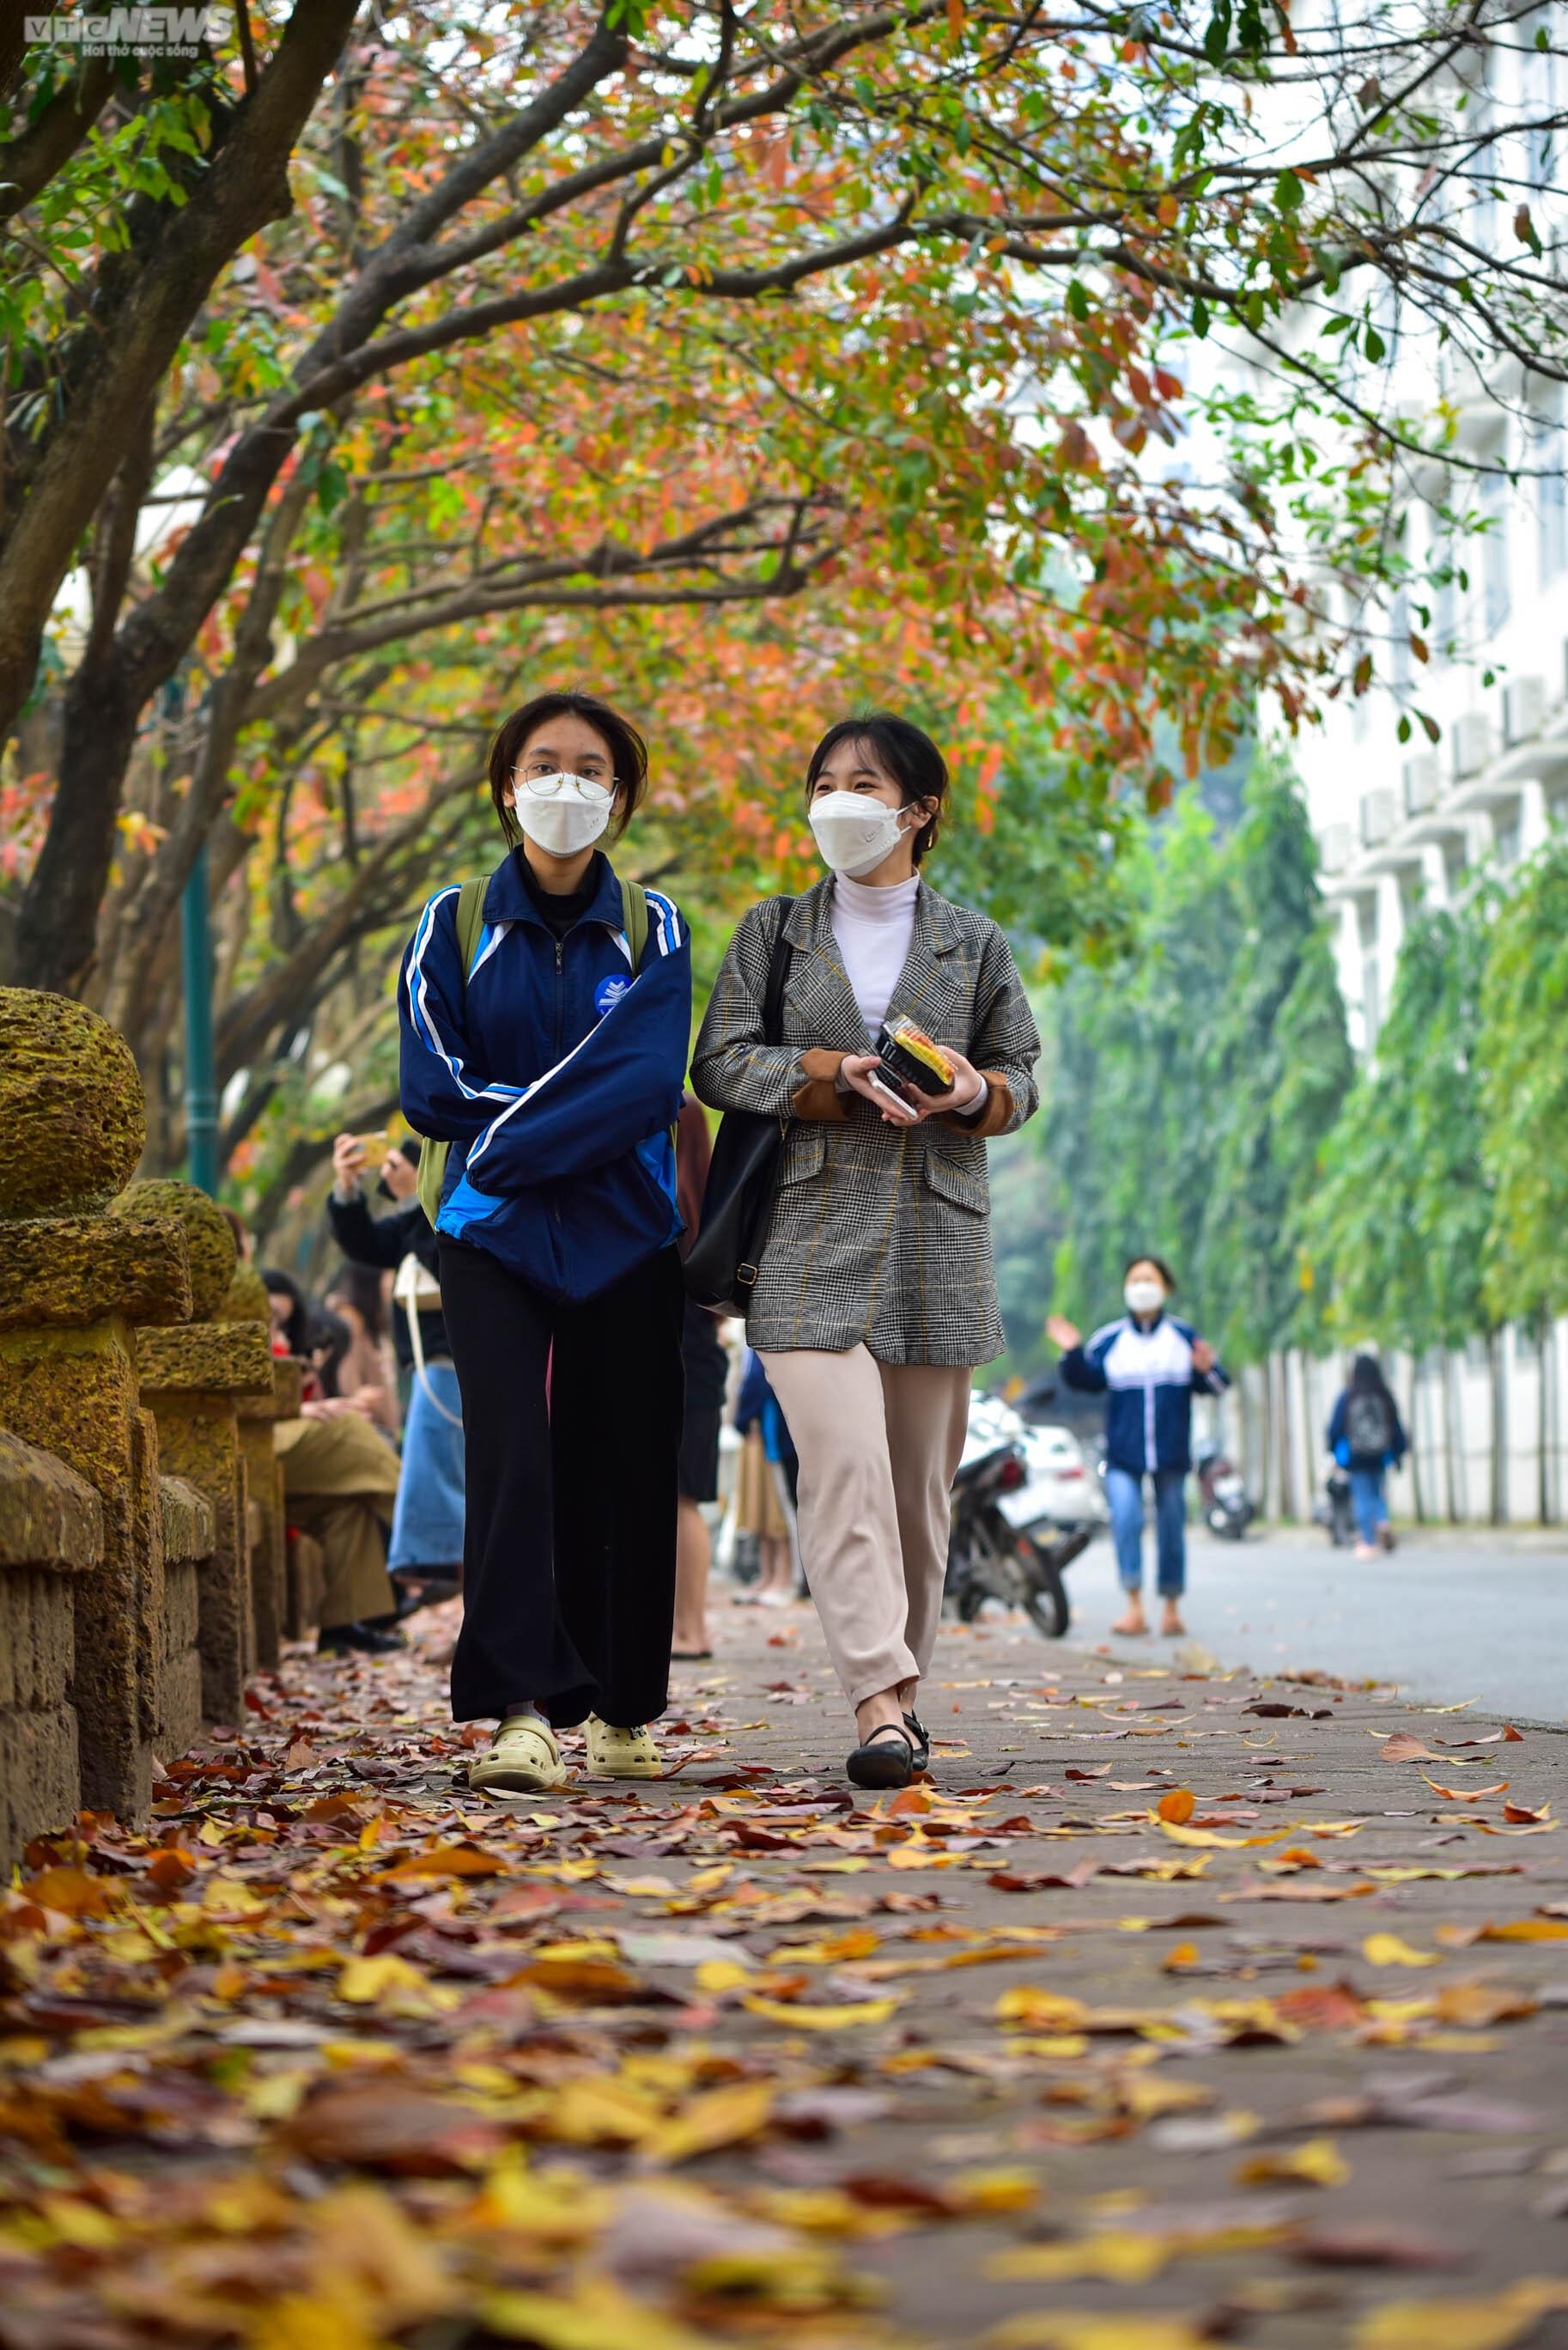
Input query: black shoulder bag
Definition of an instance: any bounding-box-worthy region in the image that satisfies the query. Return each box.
[683,903,795,1317]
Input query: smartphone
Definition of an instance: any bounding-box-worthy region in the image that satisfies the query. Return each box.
[865,1068,918,1120]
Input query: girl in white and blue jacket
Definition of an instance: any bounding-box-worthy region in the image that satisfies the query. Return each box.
[1048,1255,1228,1637]
[398,691,690,1793]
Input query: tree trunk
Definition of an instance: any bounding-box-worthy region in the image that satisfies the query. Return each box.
[1444,1349,1465,1523]
[1489,1329,1507,1527]
[0,0,361,751]
[1539,1318,1553,1528]
[1407,1358,1425,1525]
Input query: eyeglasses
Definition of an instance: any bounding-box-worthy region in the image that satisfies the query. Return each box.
[514,767,614,803]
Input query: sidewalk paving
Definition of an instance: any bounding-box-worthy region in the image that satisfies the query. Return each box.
[6,1592,1568,2350]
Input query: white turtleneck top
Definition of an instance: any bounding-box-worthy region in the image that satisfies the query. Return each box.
[830,873,987,1115]
[830,869,920,1039]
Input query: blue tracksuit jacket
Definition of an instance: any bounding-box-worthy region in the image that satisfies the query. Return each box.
[398,849,690,1301]
[1059,1312,1230,1476]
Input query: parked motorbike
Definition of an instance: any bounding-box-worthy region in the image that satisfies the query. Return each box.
[1194,1436,1257,1540]
[945,1437,1092,1638]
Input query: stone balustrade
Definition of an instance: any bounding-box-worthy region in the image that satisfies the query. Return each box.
[0,987,325,1868]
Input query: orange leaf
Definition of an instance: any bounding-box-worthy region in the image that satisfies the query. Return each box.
[1158,1789,1196,1824]
[374,1843,507,1880]
[22,1866,113,1917]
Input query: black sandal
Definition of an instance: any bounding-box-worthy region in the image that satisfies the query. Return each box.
[903,1710,931,1774]
[847,1722,916,1790]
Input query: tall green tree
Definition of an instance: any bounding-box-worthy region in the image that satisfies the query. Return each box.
[1479,835,1568,1323]
[1195,752,1355,1363]
[1039,792,1239,1333]
[1300,898,1493,1356]
[1020,752,1351,1360]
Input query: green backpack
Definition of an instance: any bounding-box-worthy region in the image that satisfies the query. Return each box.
[416,874,653,1230]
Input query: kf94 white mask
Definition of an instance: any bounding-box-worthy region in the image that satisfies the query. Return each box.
[512,772,613,857]
[1124,1278,1166,1316]
[808,791,911,878]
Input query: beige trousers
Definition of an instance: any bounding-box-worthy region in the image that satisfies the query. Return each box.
[758,1346,971,1708]
[275,1414,399,1631]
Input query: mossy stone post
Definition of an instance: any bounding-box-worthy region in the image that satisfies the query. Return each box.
[0,1430,104,1868]
[218,1261,290,1668]
[0,990,192,1823]
[119,1182,270,1726]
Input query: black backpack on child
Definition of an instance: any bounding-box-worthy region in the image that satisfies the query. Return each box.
[1345,1388,1394,1458]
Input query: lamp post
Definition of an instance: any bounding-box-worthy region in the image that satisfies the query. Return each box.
[181,841,219,1196]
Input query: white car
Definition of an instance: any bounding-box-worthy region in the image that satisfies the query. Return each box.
[1000,1421,1106,1534]
[962,1396,1105,1535]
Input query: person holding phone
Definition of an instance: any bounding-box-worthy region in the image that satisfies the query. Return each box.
[399,689,690,1793]
[691,713,1039,1788]
[1047,1256,1228,1637]
[327,1132,463,1612]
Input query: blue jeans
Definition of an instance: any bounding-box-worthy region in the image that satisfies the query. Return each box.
[1349,1466,1388,1545]
[1106,1465,1187,1596]
[387,1361,466,1570]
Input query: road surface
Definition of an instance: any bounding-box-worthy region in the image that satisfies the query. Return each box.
[1075,1523,1568,1722]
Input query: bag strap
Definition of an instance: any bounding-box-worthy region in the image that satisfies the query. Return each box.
[763,897,795,1045]
[453,874,488,977]
[619,876,649,973]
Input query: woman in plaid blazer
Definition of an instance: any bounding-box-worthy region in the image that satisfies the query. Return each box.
[691,715,1040,1788]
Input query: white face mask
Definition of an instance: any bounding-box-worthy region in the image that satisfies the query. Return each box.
[808,790,912,878]
[1125,1278,1166,1318]
[511,772,613,858]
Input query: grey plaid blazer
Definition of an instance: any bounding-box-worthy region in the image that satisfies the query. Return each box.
[690,876,1040,1367]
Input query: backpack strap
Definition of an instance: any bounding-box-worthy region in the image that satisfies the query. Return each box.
[617,876,680,1155]
[416,879,489,1231]
[453,874,488,977]
[619,876,649,973]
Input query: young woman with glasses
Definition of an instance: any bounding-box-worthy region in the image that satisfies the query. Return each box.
[399,691,690,1792]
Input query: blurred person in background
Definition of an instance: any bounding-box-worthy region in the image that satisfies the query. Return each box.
[672,1096,726,1660]
[261,1267,312,1362]
[731,1349,798,1607]
[252,1249,404,1654]
[1048,1254,1228,1639]
[328,1131,463,1613]
[323,1262,400,1436]
[1328,1353,1408,1561]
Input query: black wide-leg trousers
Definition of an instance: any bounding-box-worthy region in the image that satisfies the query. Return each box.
[438,1238,684,1727]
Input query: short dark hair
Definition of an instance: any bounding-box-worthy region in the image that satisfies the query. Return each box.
[488,691,649,846]
[1124,1253,1176,1291]
[804,713,950,865]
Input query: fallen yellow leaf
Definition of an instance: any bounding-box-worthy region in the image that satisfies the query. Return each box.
[1158,1821,1288,1849]
[637,2080,775,2166]
[986,2316,1217,2350]
[1236,2136,1349,2189]
[738,1995,900,2030]
[1354,2280,1568,2350]
[1363,1933,1440,1968]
